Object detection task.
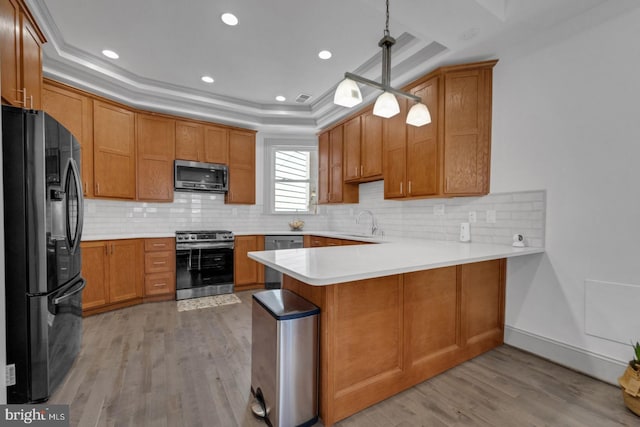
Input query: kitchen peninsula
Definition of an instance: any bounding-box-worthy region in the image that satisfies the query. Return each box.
[249,239,543,426]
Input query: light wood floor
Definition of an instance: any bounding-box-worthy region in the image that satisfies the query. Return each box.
[51,291,638,427]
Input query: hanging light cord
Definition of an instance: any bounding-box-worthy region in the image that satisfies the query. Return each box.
[384,0,390,37]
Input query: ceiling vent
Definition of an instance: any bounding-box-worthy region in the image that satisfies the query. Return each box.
[295,93,312,103]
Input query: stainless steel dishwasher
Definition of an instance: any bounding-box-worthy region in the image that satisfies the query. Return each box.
[264,235,304,288]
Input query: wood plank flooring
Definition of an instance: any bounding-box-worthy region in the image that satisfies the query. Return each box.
[50,291,639,426]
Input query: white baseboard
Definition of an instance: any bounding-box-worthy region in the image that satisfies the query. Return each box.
[504,325,626,386]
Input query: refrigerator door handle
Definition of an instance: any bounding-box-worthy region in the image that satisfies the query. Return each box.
[52,278,86,305]
[66,158,84,254]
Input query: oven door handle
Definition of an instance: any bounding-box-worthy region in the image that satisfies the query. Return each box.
[176,242,235,250]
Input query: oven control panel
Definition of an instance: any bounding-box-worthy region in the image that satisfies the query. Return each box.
[176,231,234,243]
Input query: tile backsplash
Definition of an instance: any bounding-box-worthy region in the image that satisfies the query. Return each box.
[83,181,545,247]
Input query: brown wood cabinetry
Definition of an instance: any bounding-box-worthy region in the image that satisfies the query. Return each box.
[81,239,144,316]
[226,130,256,204]
[42,81,94,197]
[318,127,358,204]
[283,258,506,426]
[304,235,370,247]
[175,120,203,161]
[143,238,175,301]
[343,109,384,183]
[382,60,496,199]
[93,100,136,199]
[0,0,44,109]
[136,113,175,201]
[233,235,264,291]
[175,121,230,165]
[203,125,229,164]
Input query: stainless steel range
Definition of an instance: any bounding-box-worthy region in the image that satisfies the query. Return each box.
[175,230,235,300]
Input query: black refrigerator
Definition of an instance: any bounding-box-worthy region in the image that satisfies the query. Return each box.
[2,105,85,403]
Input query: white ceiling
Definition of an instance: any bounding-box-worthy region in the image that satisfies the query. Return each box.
[25,0,618,133]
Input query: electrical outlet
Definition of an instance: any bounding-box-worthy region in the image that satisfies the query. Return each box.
[6,364,16,386]
[434,204,445,216]
[468,211,477,223]
[486,210,496,223]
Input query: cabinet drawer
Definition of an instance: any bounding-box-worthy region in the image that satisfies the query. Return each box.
[144,272,175,296]
[144,251,174,273]
[145,238,175,252]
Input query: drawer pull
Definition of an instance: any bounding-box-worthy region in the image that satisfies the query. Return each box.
[153,261,166,265]
[153,283,166,287]
[153,243,166,247]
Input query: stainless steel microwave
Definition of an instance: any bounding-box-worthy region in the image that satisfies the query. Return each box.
[174,160,228,193]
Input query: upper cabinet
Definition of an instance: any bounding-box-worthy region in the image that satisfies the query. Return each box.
[441,67,492,195]
[136,113,175,202]
[175,121,229,165]
[93,100,136,199]
[43,81,94,197]
[175,120,204,161]
[343,109,383,183]
[318,126,358,204]
[383,60,496,200]
[0,0,45,109]
[203,125,229,164]
[226,130,256,204]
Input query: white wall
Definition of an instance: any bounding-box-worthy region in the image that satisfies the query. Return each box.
[491,5,640,383]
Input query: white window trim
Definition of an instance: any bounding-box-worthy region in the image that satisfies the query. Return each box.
[264,139,317,215]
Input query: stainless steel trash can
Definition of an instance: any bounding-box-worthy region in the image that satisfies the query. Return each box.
[251,289,319,427]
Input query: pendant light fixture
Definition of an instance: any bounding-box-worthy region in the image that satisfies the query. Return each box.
[333,0,431,127]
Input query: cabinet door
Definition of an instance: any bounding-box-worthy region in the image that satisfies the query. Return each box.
[20,14,42,109]
[343,116,361,182]
[203,125,229,164]
[226,130,255,204]
[80,241,109,311]
[383,98,407,198]
[329,126,344,203]
[43,82,94,197]
[361,110,383,180]
[443,69,490,195]
[0,0,20,106]
[136,113,175,201]
[93,100,136,199]
[318,132,330,204]
[175,120,203,161]
[406,77,439,197]
[108,240,142,303]
[234,235,263,286]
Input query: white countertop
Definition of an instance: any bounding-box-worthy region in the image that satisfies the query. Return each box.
[248,238,544,286]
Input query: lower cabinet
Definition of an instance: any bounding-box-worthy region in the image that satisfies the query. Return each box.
[81,239,144,316]
[143,238,176,301]
[234,235,264,291]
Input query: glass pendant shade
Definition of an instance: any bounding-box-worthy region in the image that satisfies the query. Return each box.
[373,92,400,118]
[334,78,363,107]
[406,103,432,127]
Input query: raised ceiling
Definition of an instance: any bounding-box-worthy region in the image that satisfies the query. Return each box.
[26,0,617,133]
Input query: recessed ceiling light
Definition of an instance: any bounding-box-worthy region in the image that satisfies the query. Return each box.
[102,49,119,59]
[318,50,332,60]
[201,76,214,84]
[221,13,238,26]
[275,95,286,102]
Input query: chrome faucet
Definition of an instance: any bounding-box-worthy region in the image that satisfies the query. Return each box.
[356,210,379,236]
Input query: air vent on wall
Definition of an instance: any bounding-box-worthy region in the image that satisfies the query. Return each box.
[295,93,312,103]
